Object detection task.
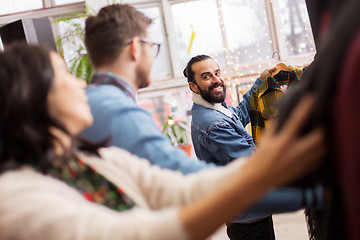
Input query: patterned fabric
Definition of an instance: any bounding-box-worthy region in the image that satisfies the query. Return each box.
[249,66,303,144]
[90,70,136,101]
[48,156,135,211]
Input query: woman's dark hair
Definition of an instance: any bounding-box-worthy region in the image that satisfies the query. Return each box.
[276,0,360,239]
[183,55,212,83]
[0,43,104,173]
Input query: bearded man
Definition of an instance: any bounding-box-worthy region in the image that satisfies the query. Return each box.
[184,54,276,240]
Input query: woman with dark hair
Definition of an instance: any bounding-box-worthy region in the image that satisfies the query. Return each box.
[0,44,325,240]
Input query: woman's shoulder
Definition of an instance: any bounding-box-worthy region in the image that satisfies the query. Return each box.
[1,167,49,184]
[0,167,85,201]
[77,147,152,169]
[78,146,139,160]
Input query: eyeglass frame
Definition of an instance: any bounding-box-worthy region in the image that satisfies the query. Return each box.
[125,38,161,58]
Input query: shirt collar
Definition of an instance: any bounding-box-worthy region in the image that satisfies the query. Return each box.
[90,70,136,101]
[192,93,232,118]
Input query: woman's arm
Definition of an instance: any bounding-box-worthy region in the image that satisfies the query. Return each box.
[179,95,325,240]
[0,169,189,240]
[79,95,323,215]
[0,96,323,240]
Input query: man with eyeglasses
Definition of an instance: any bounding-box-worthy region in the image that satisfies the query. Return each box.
[82,3,216,174]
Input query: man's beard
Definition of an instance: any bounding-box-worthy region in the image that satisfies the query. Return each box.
[135,63,151,89]
[197,82,226,104]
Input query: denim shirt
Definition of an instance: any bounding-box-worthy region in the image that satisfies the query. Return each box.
[191,78,262,166]
[81,71,215,174]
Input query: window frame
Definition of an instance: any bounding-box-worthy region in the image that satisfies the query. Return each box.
[0,0,315,102]
[0,1,85,27]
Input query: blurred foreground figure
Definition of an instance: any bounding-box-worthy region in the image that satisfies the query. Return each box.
[0,43,324,240]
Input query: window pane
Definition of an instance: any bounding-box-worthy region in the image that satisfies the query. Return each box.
[138,6,172,81]
[138,87,193,133]
[0,0,43,15]
[57,6,170,82]
[222,0,273,65]
[171,0,226,70]
[58,17,86,68]
[274,0,316,56]
[54,0,84,5]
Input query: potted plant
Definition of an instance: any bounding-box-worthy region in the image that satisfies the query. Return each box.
[162,115,192,156]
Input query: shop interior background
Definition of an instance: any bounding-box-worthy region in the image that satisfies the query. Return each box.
[0,0,315,134]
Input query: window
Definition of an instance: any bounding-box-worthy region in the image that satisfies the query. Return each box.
[55,4,171,81]
[138,86,193,132]
[57,17,86,68]
[0,0,43,15]
[55,0,84,5]
[221,0,273,65]
[273,0,315,57]
[171,0,226,70]
[138,5,172,80]
[0,0,316,125]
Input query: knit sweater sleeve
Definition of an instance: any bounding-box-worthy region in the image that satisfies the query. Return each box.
[79,147,247,210]
[0,168,189,240]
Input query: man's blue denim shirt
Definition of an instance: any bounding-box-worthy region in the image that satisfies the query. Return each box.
[190,78,272,222]
[191,78,262,165]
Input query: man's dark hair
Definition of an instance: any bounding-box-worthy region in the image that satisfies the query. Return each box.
[84,4,152,67]
[183,55,212,83]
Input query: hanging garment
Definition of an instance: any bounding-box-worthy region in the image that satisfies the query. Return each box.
[249,65,303,144]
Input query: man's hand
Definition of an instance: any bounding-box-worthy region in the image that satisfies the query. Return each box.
[259,67,277,80]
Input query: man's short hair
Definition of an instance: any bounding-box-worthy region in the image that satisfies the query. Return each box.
[84,4,152,67]
[183,54,212,83]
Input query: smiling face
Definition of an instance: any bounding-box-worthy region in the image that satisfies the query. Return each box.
[47,52,93,136]
[190,58,226,104]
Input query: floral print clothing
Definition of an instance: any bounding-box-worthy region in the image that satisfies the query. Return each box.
[48,156,135,211]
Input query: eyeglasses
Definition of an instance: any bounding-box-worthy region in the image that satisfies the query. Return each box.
[140,39,161,58]
[125,38,161,58]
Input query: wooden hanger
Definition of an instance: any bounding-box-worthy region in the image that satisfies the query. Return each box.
[271,63,289,76]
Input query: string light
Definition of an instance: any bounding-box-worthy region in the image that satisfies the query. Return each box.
[209,0,315,105]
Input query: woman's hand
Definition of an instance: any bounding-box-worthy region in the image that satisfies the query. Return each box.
[180,95,325,240]
[249,95,326,187]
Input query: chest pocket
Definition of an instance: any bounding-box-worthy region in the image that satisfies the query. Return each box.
[231,116,254,144]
